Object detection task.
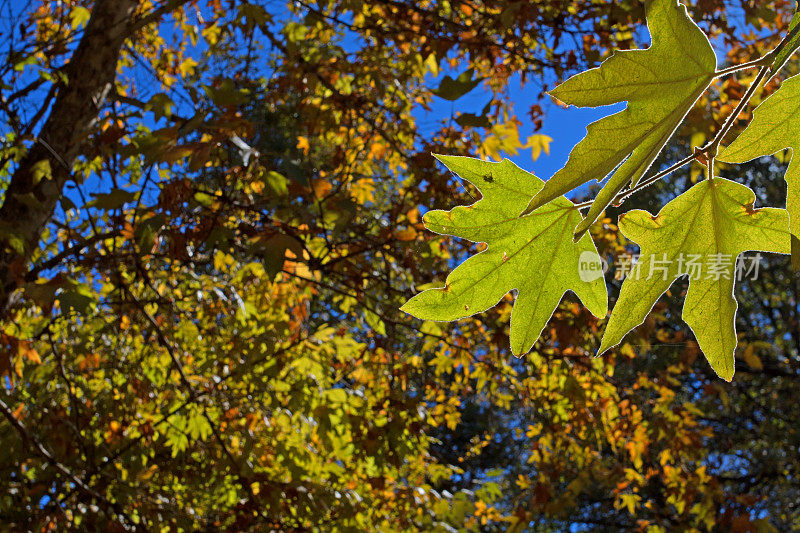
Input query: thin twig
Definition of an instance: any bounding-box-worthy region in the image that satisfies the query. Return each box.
[121,284,266,519]
[575,64,772,211]
[714,56,768,77]
[0,397,135,528]
[26,231,118,281]
[573,152,699,210]
[705,65,771,157]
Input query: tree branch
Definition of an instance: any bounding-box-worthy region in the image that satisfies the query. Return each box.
[0,0,140,319]
[0,397,135,527]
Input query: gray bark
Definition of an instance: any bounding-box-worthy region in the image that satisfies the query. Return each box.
[0,0,140,317]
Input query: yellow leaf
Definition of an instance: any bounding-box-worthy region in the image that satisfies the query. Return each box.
[350,178,375,203]
[690,131,706,148]
[616,493,640,515]
[213,250,234,272]
[178,57,198,77]
[425,53,440,77]
[70,7,91,29]
[201,24,221,46]
[480,135,502,160]
[526,134,553,161]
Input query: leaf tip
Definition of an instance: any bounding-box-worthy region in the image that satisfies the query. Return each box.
[546,85,569,106]
[431,153,450,166]
[399,294,427,318]
[596,338,614,358]
[523,194,546,217]
[711,360,735,382]
[510,343,533,359]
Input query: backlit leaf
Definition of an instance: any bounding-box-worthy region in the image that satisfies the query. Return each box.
[598,178,790,380]
[524,0,717,239]
[402,155,607,356]
[719,73,800,269]
[69,6,91,29]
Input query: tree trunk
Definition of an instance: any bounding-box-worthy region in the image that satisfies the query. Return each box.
[0,0,140,318]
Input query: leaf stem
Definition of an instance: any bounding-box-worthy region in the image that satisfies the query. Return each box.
[576,64,772,211]
[573,152,699,210]
[575,65,770,211]
[703,64,771,159]
[714,57,769,77]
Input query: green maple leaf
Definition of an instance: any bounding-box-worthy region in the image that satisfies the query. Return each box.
[598,178,790,381]
[523,0,716,239]
[718,73,800,270]
[402,155,608,356]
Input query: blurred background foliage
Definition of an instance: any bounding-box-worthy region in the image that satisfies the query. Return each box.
[0,0,799,530]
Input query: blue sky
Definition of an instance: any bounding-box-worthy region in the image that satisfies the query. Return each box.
[419,75,625,180]
[418,74,625,180]
[416,69,625,203]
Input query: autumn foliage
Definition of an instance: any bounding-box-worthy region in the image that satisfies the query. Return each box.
[0,0,799,531]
